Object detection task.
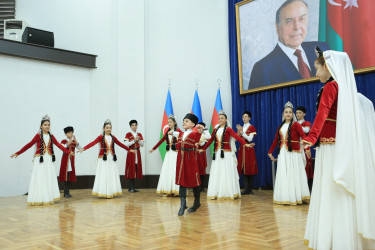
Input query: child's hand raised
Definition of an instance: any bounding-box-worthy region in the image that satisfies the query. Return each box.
[236,124,243,134]
[10,153,18,158]
[196,124,204,130]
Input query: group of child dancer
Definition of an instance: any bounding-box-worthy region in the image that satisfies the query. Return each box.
[10,110,259,212]
[11,118,145,204]
[10,105,312,213]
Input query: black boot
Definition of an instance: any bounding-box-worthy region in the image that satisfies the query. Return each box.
[178,187,188,216]
[241,175,250,195]
[178,197,188,216]
[200,175,205,192]
[188,187,201,212]
[64,182,71,198]
[248,175,254,195]
[129,179,139,193]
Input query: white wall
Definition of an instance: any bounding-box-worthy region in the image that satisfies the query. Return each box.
[0,55,91,197]
[0,0,231,196]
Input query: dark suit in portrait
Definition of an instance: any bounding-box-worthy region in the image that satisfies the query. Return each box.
[248,41,329,90]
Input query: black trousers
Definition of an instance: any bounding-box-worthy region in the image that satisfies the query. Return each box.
[179,186,200,199]
[242,175,254,192]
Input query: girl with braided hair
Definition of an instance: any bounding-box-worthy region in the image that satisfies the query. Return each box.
[303,48,375,249]
[268,102,310,206]
[11,115,73,205]
[150,115,182,196]
[201,111,254,200]
[79,119,134,198]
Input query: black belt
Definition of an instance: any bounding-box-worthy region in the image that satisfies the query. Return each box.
[131,147,140,150]
[180,148,196,151]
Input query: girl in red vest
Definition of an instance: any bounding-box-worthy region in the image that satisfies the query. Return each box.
[11,115,73,205]
[79,119,133,198]
[150,115,182,196]
[303,48,375,249]
[268,102,310,205]
[201,111,254,200]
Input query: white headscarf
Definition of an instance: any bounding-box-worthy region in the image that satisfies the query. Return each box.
[325,50,375,241]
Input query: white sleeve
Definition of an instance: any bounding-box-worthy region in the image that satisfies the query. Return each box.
[242,132,254,142]
[124,140,135,147]
[203,130,211,140]
[138,140,145,147]
[199,131,211,146]
[302,126,310,133]
[172,131,180,138]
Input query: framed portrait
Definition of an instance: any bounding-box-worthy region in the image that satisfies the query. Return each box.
[236,0,375,94]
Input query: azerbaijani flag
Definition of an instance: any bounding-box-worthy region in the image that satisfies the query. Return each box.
[319,0,375,69]
[159,90,174,161]
[209,89,223,154]
[191,90,203,129]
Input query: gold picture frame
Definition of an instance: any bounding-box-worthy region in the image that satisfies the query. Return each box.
[235,0,375,95]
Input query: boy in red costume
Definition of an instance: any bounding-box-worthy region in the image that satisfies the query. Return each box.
[59,126,81,198]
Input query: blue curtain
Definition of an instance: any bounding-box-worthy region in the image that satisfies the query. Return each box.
[228,0,375,188]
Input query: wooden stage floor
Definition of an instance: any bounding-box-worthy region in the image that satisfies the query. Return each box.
[0,189,309,249]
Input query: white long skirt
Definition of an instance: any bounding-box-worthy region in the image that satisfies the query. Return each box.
[156,150,179,195]
[207,151,241,200]
[273,147,310,205]
[304,144,371,250]
[92,155,122,198]
[28,154,60,205]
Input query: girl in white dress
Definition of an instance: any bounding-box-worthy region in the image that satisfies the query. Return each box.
[303,48,375,249]
[149,115,181,196]
[79,119,134,198]
[11,115,73,205]
[201,111,253,200]
[268,102,310,205]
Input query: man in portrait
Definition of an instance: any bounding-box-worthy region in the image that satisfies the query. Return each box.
[248,0,328,90]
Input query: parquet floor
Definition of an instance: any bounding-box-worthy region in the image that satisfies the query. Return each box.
[0,189,309,249]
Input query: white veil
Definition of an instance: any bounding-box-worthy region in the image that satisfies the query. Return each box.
[324,50,375,242]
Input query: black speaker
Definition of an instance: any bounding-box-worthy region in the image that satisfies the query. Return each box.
[22,27,54,47]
